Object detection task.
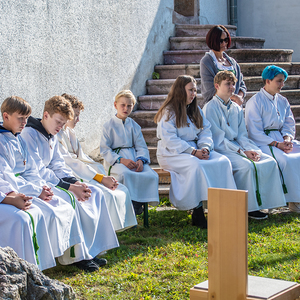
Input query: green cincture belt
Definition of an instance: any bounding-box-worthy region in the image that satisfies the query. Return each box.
[108,147,133,176]
[238,154,262,206]
[55,186,76,257]
[25,211,40,265]
[264,129,288,194]
[15,173,40,264]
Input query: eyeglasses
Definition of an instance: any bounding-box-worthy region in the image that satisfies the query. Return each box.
[220,37,229,44]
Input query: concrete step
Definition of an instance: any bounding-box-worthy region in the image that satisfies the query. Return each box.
[170,36,265,51]
[139,94,206,110]
[159,184,170,197]
[136,105,300,131]
[239,62,300,77]
[244,75,300,91]
[148,146,158,164]
[154,62,300,79]
[175,24,237,37]
[163,49,293,65]
[139,90,300,111]
[146,78,200,95]
[152,164,171,184]
[146,75,300,95]
[142,127,159,147]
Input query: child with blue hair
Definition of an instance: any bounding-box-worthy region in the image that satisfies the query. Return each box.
[245,65,300,212]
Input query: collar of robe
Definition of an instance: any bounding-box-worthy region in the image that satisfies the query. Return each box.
[26,116,53,140]
[0,124,19,136]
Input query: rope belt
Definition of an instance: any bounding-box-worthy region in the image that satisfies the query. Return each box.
[238,153,262,206]
[108,147,133,176]
[56,186,76,257]
[264,129,288,194]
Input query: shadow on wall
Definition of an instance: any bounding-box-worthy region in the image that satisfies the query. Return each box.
[129,0,174,106]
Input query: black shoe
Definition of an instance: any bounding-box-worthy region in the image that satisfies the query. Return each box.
[93,256,107,267]
[248,210,268,220]
[72,259,99,272]
[132,200,144,215]
[192,206,207,229]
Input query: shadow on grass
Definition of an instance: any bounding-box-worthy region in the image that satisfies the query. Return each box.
[248,211,300,234]
[44,208,208,279]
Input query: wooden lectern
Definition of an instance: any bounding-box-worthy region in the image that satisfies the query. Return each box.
[190,188,300,300]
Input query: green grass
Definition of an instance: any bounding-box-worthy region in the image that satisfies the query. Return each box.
[44,208,300,299]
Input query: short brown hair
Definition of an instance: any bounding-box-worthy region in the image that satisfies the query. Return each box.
[206,25,231,52]
[1,96,31,116]
[61,93,84,111]
[115,90,136,105]
[43,96,74,120]
[214,70,237,86]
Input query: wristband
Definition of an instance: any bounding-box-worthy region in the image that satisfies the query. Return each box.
[93,173,104,183]
[116,157,122,163]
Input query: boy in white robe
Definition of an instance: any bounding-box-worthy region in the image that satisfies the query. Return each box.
[100,90,159,215]
[0,177,55,270]
[203,71,286,219]
[245,65,300,212]
[0,96,83,270]
[21,95,119,271]
[57,93,137,231]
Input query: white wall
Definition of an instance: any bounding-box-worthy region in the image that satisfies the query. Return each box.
[0,0,174,153]
[199,0,228,25]
[237,0,300,61]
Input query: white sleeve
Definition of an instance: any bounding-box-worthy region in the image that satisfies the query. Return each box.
[197,108,214,151]
[245,97,274,146]
[58,135,97,181]
[100,126,120,166]
[132,122,150,162]
[157,115,193,155]
[281,100,295,138]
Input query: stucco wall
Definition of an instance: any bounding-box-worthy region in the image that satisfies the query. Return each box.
[237,0,300,61]
[199,0,228,25]
[0,0,174,153]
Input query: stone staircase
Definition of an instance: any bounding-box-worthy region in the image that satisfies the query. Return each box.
[131,24,300,198]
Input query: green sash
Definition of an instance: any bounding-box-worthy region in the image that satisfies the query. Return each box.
[238,153,262,206]
[264,129,288,194]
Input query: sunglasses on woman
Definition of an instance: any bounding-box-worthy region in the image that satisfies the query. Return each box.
[220,37,229,44]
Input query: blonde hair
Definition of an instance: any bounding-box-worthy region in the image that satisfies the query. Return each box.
[1,96,31,116]
[115,90,136,105]
[61,93,85,111]
[214,70,237,86]
[43,96,74,120]
[154,75,203,129]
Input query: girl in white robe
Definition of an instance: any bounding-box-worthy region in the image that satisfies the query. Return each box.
[21,113,119,266]
[154,75,236,228]
[57,93,136,231]
[0,126,82,261]
[203,71,286,217]
[100,90,159,214]
[245,65,300,210]
[0,177,55,271]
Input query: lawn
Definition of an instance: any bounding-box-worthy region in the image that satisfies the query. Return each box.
[44,205,300,299]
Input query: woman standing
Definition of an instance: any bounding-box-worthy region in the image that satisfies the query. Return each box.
[154,75,236,228]
[200,25,246,105]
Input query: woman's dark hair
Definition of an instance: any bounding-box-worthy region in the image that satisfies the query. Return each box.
[206,25,231,51]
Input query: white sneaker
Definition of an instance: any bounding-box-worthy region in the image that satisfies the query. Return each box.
[289,202,300,213]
